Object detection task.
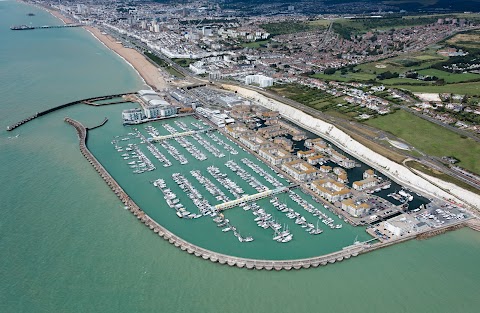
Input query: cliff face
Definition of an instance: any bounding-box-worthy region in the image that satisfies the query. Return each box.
[224,85,480,210]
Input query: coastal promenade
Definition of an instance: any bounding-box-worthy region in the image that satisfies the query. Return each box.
[64,116,474,270]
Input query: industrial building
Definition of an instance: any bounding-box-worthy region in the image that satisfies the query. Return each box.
[196,107,235,127]
[384,214,421,236]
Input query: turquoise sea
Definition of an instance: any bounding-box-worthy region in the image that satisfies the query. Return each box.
[1,1,479,312]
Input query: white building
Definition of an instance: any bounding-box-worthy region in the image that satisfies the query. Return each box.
[245,74,274,88]
[138,90,158,96]
[384,214,418,236]
[282,160,317,182]
[189,61,206,75]
[144,105,177,119]
[122,108,144,122]
[341,199,370,217]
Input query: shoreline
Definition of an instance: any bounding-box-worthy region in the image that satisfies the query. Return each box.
[84,26,169,90]
[41,4,167,91]
[83,27,149,88]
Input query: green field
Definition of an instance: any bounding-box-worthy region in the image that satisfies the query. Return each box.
[417,68,480,83]
[269,84,333,107]
[268,84,343,110]
[329,16,440,39]
[172,58,197,67]
[269,83,382,120]
[240,39,271,48]
[260,21,325,36]
[144,52,184,78]
[392,82,480,95]
[365,110,480,174]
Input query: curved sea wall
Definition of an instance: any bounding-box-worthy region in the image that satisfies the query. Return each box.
[64,117,369,270]
[223,85,480,209]
[6,93,132,131]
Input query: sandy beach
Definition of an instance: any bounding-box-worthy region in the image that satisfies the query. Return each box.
[47,8,74,24]
[43,6,168,91]
[85,26,168,91]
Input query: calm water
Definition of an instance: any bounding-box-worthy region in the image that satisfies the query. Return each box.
[1,1,479,312]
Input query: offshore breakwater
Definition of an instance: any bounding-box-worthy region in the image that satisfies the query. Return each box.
[64,116,472,270]
[6,93,133,131]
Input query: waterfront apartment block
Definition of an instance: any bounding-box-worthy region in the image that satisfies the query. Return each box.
[297,149,316,159]
[239,133,270,151]
[122,108,144,122]
[352,177,378,191]
[341,199,370,217]
[145,105,177,119]
[329,149,356,169]
[281,160,317,181]
[305,138,329,153]
[259,147,294,166]
[311,178,352,203]
[225,123,249,138]
[363,169,375,179]
[306,154,327,165]
[319,165,332,173]
[273,137,293,151]
[333,167,349,184]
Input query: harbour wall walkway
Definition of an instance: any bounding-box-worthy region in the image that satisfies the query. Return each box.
[6,92,134,132]
[64,117,473,270]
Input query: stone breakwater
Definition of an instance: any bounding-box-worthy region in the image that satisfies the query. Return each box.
[6,93,133,131]
[64,116,367,270]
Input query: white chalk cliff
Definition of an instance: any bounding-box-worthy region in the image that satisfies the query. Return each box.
[223,84,480,210]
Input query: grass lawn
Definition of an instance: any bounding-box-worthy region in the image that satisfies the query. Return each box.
[172,58,197,67]
[417,69,480,83]
[269,84,346,110]
[308,19,332,27]
[391,82,480,95]
[365,110,480,174]
[382,77,432,85]
[240,39,271,48]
